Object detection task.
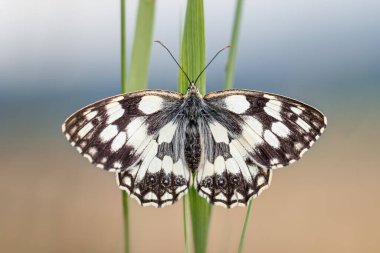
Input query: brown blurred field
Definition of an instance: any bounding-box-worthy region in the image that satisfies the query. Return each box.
[1,115,379,253]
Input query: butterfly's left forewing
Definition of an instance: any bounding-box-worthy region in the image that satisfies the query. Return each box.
[62,90,191,207]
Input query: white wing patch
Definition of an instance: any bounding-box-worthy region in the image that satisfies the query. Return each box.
[138,95,164,114]
[78,123,94,138]
[100,124,118,142]
[127,122,148,150]
[158,121,177,144]
[244,116,263,136]
[263,130,280,148]
[224,95,250,114]
[263,104,282,121]
[111,131,127,151]
[241,124,264,147]
[271,121,290,138]
[296,118,312,132]
[209,121,229,144]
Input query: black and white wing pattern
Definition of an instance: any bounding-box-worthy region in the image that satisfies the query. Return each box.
[63,87,326,208]
[195,89,326,208]
[62,90,190,207]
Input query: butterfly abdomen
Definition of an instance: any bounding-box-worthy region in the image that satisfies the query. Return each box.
[184,121,201,173]
[182,93,203,172]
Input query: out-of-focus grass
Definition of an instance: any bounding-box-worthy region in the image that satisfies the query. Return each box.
[120,1,129,252]
[126,0,156,92]
[120,1,156,253]
[223,1,252,252]
[238,200,252,253]
[120,0,127,94]
[120,0,130,253]
[178,1,211,253]
[225,0,244,90]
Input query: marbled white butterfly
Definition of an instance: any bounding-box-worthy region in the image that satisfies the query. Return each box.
[62,44,327,208]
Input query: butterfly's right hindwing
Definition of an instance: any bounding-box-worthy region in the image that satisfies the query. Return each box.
[62,90,191,207]
[117,116,191,207]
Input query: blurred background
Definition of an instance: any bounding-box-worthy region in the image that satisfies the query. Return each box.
[1,0,379,252]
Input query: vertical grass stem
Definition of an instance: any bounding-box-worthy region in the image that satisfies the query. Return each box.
[179,1,211,253]
[120,1,129,252]
[121,1,156,252]
[127,0,156,92]
[238,200,253,253]
[224,0,244,89]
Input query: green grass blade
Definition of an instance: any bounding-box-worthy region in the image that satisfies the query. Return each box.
[224,0,244,89]
[121,192,130,253]
[127,0,156,92]
[224,1,255,252]
[179,1,211,253]
[223,1,256,252]
[121,1,156,252]
[183,196,190,253]
[179,4,190,253]
[188,185,212,253]
[238,200,253,253]
[178,0,206,94]
[121,0,127,94]
[120,1,129,253]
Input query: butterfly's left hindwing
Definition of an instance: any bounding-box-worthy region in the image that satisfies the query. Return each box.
[62,90,191,207]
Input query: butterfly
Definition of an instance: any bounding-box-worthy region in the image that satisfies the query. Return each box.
[62,42,326,208]
[62,83,326,208]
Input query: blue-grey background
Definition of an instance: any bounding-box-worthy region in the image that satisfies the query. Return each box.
[1,0,379,252]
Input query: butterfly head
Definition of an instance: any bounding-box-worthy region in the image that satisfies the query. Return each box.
[187,82,200,95]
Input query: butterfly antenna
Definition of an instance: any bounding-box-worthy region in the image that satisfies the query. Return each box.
[154,40,192,85]
[193,45,231,85]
